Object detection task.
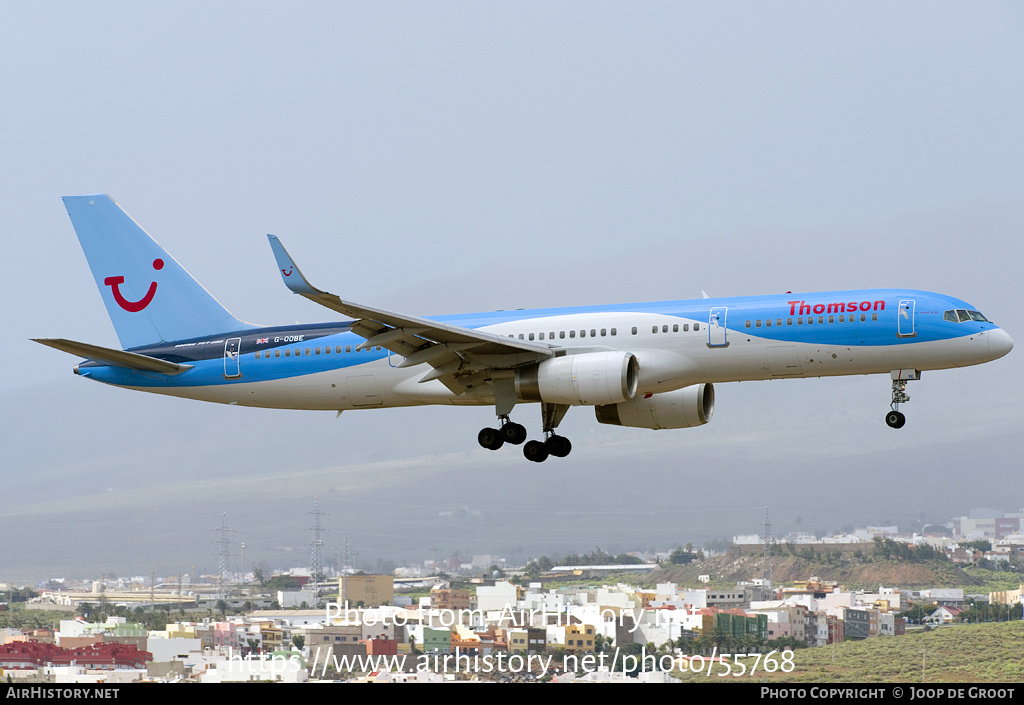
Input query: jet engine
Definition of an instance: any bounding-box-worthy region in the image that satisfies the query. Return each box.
[515,351,639,406]
[594,383,714,429]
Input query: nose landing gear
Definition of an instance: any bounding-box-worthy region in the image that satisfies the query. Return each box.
[885,369,918,429]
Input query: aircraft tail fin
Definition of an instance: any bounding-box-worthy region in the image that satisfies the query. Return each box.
[62,195,255,349]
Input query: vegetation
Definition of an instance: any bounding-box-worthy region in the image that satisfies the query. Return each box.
[524,549,644,578]
[671,622,1024,683]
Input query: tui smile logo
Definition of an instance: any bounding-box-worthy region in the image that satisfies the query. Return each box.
[281,267,293,277]
[105,258,164,312]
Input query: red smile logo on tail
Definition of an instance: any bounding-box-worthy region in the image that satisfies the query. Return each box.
[105,258,164,312]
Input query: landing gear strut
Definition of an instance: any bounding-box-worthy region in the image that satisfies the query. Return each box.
[885,370,918,429]
[477,403,573,462]
[522,402,573,463]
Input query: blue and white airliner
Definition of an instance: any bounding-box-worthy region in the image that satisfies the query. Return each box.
[37,195,1013,462]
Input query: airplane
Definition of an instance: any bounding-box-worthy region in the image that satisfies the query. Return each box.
[36,195,1013,462]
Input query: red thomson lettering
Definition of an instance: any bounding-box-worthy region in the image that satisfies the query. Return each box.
[786,299,886,317]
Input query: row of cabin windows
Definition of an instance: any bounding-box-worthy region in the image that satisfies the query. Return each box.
[254,345,382,359]
[744,312,878,329]
[253,319,711,357]
[509,322,701,342]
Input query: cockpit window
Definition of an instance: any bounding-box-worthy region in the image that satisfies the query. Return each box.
[945,309,989,323]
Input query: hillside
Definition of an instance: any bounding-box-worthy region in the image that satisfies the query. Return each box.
[671,622,1024,683]
[652,546,987,590]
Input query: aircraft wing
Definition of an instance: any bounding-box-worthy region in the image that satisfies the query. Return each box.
[267,235,555,393]
[33,338,194,375]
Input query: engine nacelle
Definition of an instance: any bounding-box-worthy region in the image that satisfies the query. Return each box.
[594,383,714,429]
[516,351,639,406]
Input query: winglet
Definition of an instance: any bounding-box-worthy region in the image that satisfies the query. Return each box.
[267,234,321,296]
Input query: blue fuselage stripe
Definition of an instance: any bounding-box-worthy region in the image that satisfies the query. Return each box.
[76,288,999,389]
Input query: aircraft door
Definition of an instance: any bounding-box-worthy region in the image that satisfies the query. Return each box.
[708,307,729,347]
[223,337,242,379]
[898,300,916,338]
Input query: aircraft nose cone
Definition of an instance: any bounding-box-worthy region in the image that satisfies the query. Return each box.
[988,328,1014,360]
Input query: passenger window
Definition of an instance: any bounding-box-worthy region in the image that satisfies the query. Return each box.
[529,333,535,341]
[610,328,616,336]
[693,323,699,331]
[652,326,658,334]
[818,316,824,324]
[807,317,813,325]
[797,318,803,325]
[275,350,281,358]
[569,330,576,338]
[518,334,524,340]
[285,349,291,356]
[662,325,668,333]
[549,332,555,339]
[600,328,607,336]
[787,318,792,326]
[591,329,597,337]
[580,330,586,338]
[631,327,637,335]
[776,319,782,327]
[559,331,565,339]
[828,316,834,324]
[306,347,311,355]
[315,347,321,354]
[672,324,678,332]
[871,313,877,321]
[745,321,752,328]
[684,324,690,332]
[765,319,772,327]
[345,345,351,353]
[538,332,544,340]
[755,320,761,328]
[860,313,866,322]
[254,352,260,359]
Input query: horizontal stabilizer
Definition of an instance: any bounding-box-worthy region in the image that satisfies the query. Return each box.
[32,338,193,375]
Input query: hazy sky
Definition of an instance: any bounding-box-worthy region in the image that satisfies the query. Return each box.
[2,2,1022,580]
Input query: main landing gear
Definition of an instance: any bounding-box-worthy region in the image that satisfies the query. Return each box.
[885,370,919,429]
[477,416,526,450]
[478,403,572,462]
